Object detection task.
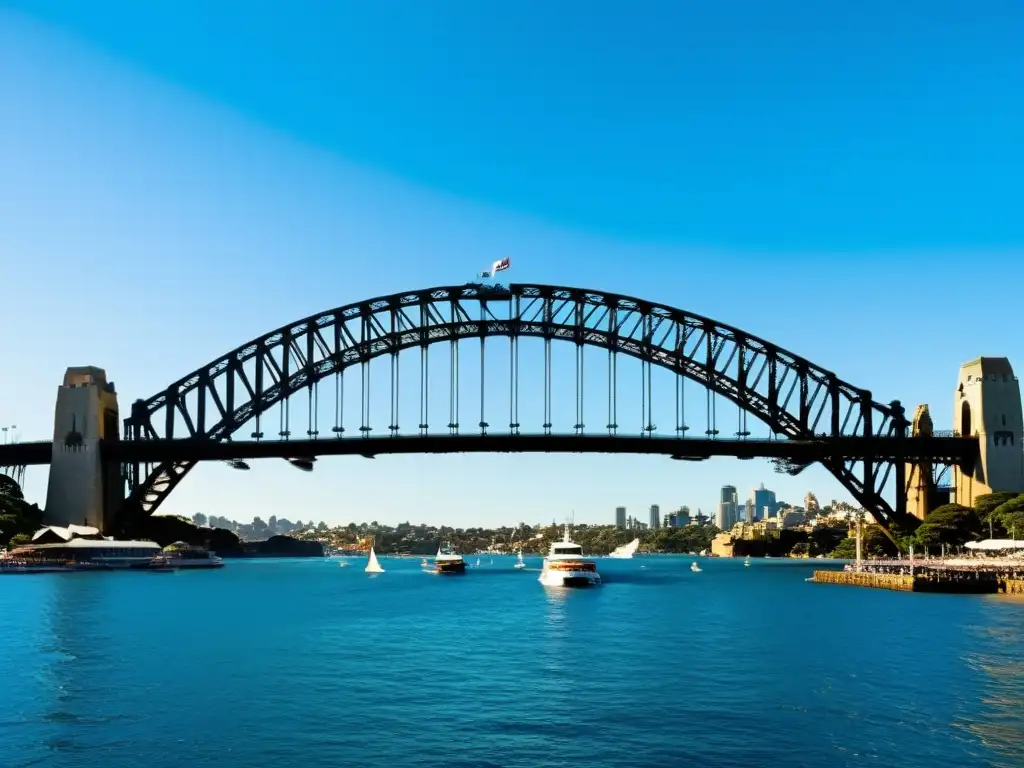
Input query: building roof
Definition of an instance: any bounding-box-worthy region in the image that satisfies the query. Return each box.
[963,357,1016,377]
[965,539,1024,551]
[31,525,103,543]
[30,538,161,550]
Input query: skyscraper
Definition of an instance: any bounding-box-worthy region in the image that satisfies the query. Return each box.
[749,483,777,521]
[615,506,627,528]
[649,504,660,530]
[717,485,738,530]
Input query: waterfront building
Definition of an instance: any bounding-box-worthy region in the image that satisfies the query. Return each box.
[615,506,626,528]
[649,504,660,530]
[779,510,804,528]
[3,525,163,569]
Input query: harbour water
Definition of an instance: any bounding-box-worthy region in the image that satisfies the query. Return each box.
[1,556,1023,768]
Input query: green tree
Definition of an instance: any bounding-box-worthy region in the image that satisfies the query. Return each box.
[992,494,1024,539]
[0,473,42,547]
[973,492,1017,536]
[0,473,24,502]
[830,537,857,559]
[809,526,846,557]
[914,504,981,550]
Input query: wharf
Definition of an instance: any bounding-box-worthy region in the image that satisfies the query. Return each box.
[812,559,1024,594]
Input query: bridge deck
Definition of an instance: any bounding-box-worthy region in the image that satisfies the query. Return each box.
[0,434,978,467]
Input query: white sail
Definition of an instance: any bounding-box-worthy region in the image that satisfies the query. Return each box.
[365,546,384,573]
[608,538,640,559]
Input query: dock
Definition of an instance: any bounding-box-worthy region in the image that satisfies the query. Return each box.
[812,560,1024,594]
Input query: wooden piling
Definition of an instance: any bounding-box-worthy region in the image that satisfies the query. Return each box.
[812,570,914,591]
[812,569,1001,594]
[1001,579,1024,595]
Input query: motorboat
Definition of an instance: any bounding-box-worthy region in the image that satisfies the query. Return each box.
[434,544,467,575]
[161,542,224,569]
[539,526,601,587]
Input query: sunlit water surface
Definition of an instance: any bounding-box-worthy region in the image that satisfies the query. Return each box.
[2,556,1023,768]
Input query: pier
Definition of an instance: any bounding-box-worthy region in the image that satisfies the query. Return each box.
[812,559,1024,594]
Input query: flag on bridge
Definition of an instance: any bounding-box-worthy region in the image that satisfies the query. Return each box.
[477,256,511,280]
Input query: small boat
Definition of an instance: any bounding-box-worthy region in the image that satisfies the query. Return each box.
[514,550,526,569]
[744,557,751,567]
[609,538,640,559]
[160,542,224,569]
[365,543,384,574]
[338,560,350,568]
[420,558,429,569]
[147,556,175,573]
[434,545,467,575]
[474,558,481,568]
[539,525,601,587]
[690,562,702,573]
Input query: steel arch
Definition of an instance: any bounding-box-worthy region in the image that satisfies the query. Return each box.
[122,283,911,524]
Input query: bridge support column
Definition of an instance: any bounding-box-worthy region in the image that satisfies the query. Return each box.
[905,405,936,520]
[953,358,1024,507]
[44,367,123,531]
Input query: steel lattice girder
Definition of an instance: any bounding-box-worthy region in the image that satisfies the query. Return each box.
[121,283,941,524]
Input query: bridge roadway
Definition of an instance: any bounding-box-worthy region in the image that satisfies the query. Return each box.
[0,434,979,467]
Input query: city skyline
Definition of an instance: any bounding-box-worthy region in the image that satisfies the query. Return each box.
[2,6,1022,528]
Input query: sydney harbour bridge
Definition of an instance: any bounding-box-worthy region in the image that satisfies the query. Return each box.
[0,282,1004,533]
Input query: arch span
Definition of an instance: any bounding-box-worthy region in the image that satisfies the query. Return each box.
[122,283,911,524]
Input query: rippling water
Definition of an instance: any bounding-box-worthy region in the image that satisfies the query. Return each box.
[2,556,1023,768]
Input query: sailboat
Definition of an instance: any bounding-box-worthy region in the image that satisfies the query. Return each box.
[609,538,640,559]
[744,557,751,567]
[365,541,384,574]
[512,523,527,569]
[690,561,702,573]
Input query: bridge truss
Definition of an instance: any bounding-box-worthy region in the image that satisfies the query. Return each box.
[121,283,969,527]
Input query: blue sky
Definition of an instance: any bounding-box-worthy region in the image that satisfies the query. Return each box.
[1,3,1022,528]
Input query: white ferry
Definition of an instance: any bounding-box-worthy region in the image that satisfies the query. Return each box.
[539,526,601,587]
